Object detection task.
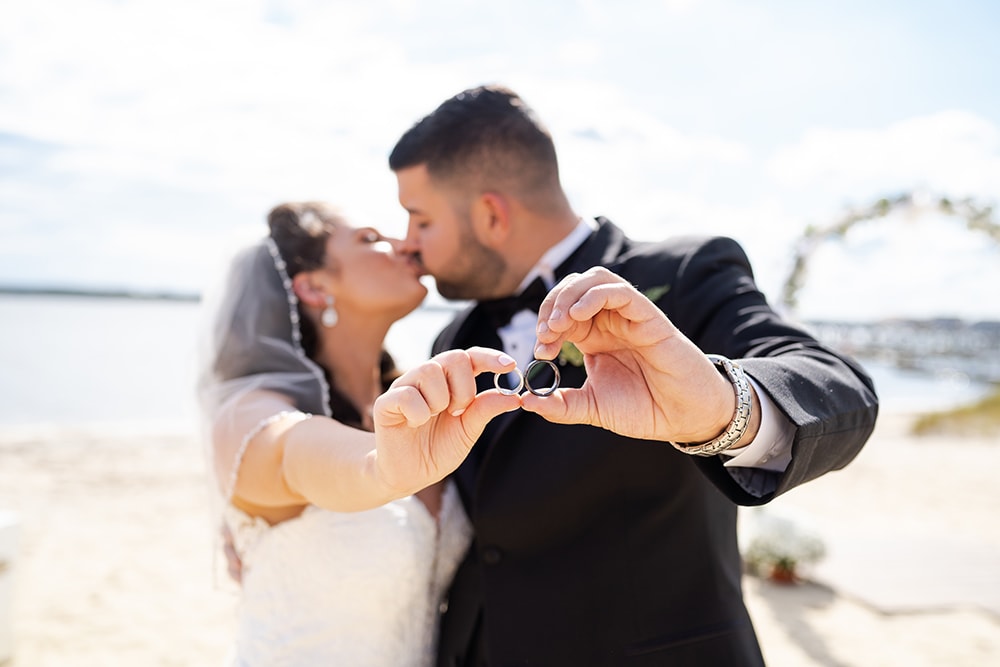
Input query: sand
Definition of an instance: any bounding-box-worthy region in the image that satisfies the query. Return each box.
[0,413,997,666]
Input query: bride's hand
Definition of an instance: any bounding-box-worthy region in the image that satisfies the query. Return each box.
[372,347,521,495]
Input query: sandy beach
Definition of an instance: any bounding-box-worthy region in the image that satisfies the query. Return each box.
[0,412,997,666]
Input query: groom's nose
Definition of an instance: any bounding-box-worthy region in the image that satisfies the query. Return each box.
[398,230,420,257]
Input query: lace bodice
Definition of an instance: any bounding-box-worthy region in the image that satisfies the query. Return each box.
[223,482,472,667]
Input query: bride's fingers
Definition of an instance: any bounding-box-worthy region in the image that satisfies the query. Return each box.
[374,385,433,428]
[435,347,517,416]
[378,348,519,427]
[459,346,519,375]
[400,358,454,417]
[456,391,522,436]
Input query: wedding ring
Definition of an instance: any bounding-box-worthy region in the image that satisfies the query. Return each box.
[493,367,524,395]
[524,359,560,397]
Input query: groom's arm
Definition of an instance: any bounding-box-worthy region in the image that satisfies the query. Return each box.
[663,236,878,504]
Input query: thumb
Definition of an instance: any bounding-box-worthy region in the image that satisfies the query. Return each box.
[456,392,522,437]
[519,388,594,426]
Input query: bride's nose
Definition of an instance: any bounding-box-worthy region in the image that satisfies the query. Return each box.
[381,237,407,256]
[372,239,396,255]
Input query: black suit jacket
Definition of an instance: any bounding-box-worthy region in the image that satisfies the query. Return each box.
[434,219,878,666]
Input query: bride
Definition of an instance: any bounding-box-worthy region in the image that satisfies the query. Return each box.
[197,201,519,666]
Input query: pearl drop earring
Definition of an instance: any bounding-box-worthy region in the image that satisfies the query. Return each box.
[321,294,339,328]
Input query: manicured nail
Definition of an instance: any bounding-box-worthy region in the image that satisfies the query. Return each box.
[550,308,563,321]
[537,321,550,335]
[498,353,516,366]
[451,408,466,417]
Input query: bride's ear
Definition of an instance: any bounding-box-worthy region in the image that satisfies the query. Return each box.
[291,273,329,308]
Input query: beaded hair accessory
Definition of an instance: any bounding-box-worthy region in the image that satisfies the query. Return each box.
[264,236,332,415]
[221,238,335,502]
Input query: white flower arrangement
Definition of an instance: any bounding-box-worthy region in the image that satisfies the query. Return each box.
[740,506,827,583]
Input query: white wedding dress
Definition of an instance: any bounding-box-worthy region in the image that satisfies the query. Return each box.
[223,482,472,667]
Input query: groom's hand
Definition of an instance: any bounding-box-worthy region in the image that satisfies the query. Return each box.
[522,267,757,445]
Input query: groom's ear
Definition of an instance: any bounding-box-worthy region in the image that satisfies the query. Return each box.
[472,192,511,246]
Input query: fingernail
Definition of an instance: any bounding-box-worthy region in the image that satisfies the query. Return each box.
[537,321,549,335]
[550,308,562,321]
[498,353,515,366]
[450,408,466,417]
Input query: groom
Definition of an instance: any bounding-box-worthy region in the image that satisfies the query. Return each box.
[390,85,878,666]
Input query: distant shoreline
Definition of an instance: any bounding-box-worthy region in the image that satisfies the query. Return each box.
[0,284,200,302]
[2,284,996,325]
[0,285,464,311]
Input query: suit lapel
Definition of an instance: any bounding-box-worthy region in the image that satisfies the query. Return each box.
[556,217,627,279]
[439,217,629,501]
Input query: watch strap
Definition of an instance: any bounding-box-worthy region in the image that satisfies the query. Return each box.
[671,354,753,457]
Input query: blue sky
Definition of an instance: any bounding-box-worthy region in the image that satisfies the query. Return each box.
[2,0,998,321]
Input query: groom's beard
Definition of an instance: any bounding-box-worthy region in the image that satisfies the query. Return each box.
[431,225,508,303]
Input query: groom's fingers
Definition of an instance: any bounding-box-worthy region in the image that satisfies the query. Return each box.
[537,268,641,339]
[519,388,593,426]
[535,270,679,360]
[536,268,623,326]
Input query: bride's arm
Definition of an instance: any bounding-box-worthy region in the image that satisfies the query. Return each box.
[211,348,520,515]
[211,389,385,513]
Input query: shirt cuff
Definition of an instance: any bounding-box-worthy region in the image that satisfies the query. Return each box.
[720,376,794,472]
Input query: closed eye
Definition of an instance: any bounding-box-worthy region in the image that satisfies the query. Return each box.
[358,228,381,243]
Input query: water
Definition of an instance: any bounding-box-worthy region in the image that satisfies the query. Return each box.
[0,295,991,429]
[0,294,454,430]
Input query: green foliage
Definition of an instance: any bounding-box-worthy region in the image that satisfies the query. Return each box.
[643,284,671,303]
[555,283,672,369]
[557,341,585,367]
[781,193,999,312]
[910,384,1000,438]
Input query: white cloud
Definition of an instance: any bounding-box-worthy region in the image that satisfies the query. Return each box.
[767,111,1000,202]
[792,211,1000,321]
[555,39,603,66]
[2,0,999,326]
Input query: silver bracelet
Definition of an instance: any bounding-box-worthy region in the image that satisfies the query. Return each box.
[670,354,752,457]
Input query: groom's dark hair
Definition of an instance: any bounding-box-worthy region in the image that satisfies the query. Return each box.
[389,85,563,209]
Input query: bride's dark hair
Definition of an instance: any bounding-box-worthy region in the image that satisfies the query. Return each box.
[267,201,345,276]
[266,201,401,418]
[265,202,345,360]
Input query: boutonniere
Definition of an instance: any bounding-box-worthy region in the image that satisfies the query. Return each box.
[556,283,671,367]
[643,283,671,303]
[557,341,585,367]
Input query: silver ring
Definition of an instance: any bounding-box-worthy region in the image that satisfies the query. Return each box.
[493,367,524,395]
[524,359,560,397]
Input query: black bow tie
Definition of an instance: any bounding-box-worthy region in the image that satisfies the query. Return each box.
[477,277,550,330]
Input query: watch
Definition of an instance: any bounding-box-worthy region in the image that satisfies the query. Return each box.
[670,354,753,457]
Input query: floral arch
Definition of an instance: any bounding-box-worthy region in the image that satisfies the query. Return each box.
[780,192,1000,313]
